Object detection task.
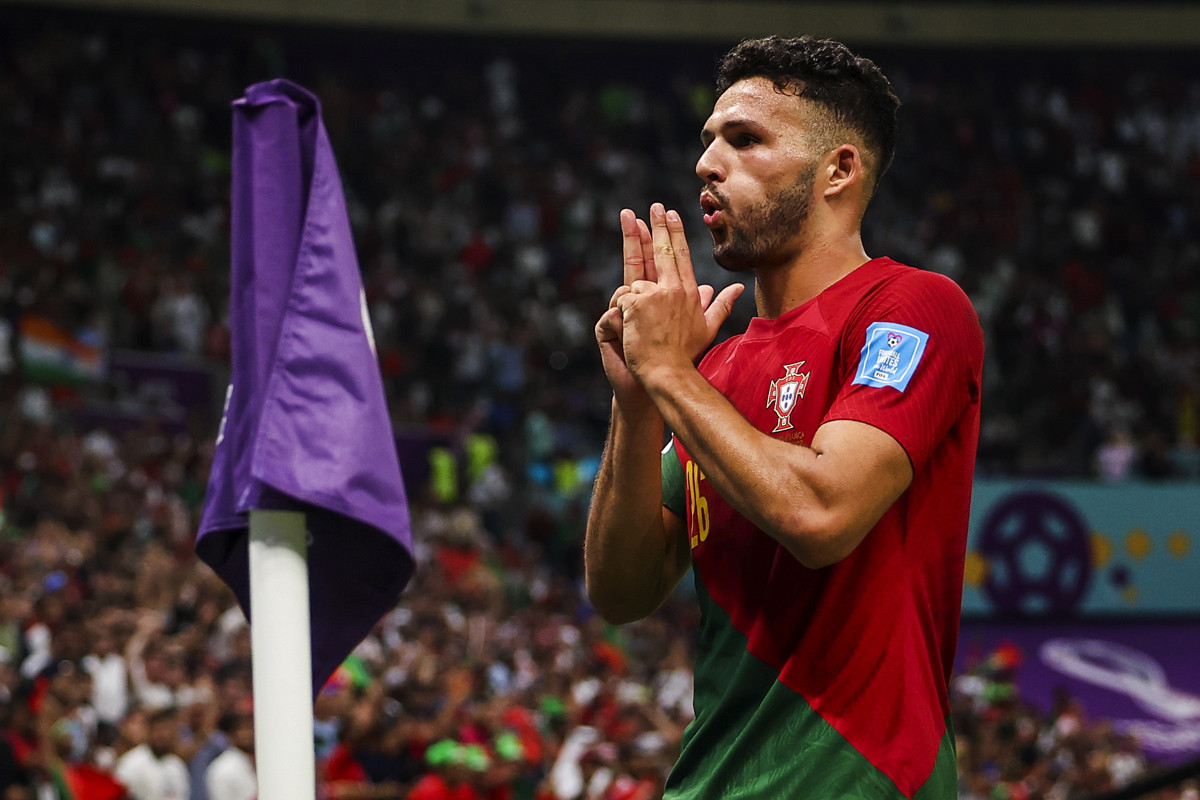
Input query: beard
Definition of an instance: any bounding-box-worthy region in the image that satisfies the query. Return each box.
[710,162,818,272]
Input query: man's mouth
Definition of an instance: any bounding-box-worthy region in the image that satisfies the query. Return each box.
[700,192,725,227]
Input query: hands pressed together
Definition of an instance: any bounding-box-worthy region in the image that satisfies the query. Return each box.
[595,203,745,405]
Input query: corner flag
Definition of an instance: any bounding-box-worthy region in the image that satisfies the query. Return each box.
[197,79,414,696]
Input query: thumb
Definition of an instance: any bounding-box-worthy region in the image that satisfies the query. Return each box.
[596,306,624,343]
[704,282,745,334]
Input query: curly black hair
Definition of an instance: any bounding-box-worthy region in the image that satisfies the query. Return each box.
[716,35,900,185]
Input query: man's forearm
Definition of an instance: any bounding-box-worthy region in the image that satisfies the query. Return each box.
[584,397,678,623]
[643,362,896,569]
[644,366,823,548]
[643,362,912,568]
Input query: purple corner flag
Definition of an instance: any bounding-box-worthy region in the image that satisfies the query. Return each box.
[197,79,413,696]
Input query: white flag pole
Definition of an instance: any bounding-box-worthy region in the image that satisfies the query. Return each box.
[249,509,316,800]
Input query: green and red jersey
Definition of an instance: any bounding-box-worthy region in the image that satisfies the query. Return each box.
[661,257,983,799]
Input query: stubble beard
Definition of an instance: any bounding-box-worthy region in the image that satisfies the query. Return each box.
[711,163,818,273]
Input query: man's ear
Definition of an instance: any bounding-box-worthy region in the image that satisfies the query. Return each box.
[823,143,866,200]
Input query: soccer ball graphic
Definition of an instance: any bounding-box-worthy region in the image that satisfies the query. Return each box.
[977,491,1093,617]
[887,333,903,348]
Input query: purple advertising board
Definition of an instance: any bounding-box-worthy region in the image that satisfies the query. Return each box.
[957,621,1200,763]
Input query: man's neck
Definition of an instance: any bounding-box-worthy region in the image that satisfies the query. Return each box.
[752,232,870,318]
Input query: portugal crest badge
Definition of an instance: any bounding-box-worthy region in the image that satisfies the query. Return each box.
[766,361,810,433]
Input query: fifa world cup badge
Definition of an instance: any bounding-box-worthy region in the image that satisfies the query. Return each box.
[852,322,930,392]
[766,361,810,433]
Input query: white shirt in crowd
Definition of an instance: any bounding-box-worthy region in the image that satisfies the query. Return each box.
[205,747,257,800]
[129,656,203,711]
[82,652,129,725]
[114,743,190,800]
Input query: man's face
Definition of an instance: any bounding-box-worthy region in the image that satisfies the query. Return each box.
[696,77,825,272]
[92,629,114,657]
[232,716,255,754]
[148,718,177,758]
[120,710,148,746]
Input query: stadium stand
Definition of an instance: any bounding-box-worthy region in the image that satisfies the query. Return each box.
[1,7,1198,799]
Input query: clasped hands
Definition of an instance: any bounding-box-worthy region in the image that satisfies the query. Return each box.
[595,203,745,402]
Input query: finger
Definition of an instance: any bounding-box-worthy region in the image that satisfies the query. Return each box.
[596,306,624,342]
[629,279,657,295]
[608,285,632,309]
[636,218,657,283]
[664,208,698,292]
[703,283,746,336]
[697,284,715,309]
[649,203,682,289]
[621,209,648,286]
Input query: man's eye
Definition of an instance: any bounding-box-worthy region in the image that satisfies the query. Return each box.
[734,134,758,148]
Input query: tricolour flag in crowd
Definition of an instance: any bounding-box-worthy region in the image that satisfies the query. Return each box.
[17,314,104,383]
[196,79,414,695]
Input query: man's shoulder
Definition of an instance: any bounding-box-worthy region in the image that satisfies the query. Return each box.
[114,744,154,776]
[208,747,251,775]
[83,652,124,672]
[116,744,150,764]
[406,773,452,800]
[825,258,979,344]
[859,258,973,310]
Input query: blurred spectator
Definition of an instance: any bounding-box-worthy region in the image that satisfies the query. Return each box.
[113,707,189,800]
[82,613,129,729]
[405,739,488,800]
[1096,426,1138,481]
[203,711,254,800]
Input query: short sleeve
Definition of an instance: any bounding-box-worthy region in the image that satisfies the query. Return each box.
[824,271,983,470]
[661,438,686,519]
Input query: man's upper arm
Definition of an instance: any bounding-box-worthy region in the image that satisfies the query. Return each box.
[825,271,983,472]
[800,272,981,564]
[805,418,913,563]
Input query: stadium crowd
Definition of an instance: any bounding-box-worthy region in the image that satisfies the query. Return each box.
[2,10,1200,800]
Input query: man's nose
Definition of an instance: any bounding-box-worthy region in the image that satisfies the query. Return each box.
[696,144,724,183]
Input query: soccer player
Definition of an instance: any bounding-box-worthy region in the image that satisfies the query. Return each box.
[585,36,984,799]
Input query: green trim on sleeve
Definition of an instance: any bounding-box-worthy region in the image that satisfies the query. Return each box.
[661,438,686,519]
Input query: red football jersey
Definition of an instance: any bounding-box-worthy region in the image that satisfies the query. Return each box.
[667,257,983,798]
